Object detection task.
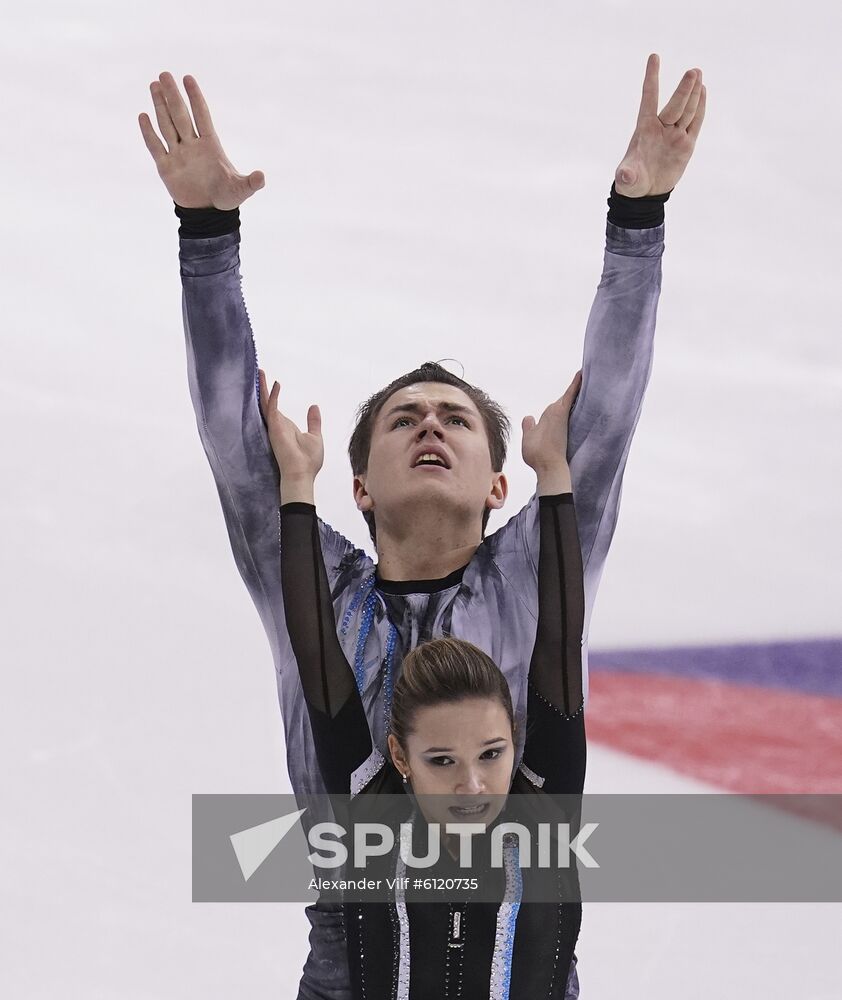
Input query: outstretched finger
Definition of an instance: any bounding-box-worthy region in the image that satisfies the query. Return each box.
[522,415,537,434]
[150,81,178,149]
[637,53,660,122]
[307,405,322,437]
[138,113,167,164]
[158,71,197,141]
[659,68,698,126]
[183,75,215,137]
[676,71,703,130]
[687,85,707,141]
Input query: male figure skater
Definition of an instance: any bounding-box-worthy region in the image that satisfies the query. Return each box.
[139,54,705,999]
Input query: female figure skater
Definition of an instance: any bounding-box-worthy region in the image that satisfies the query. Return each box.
[268,371,585,998]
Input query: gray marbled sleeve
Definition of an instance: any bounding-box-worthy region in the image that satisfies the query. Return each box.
[178,234,366,673]
[488,221,664,702]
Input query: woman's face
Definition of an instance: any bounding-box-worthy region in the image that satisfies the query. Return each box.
[388,696,515,831]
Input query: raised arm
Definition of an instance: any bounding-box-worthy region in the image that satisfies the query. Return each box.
[139,74,284,622]
[521,375,586,795]
[263,382,374,794]
[569,55,706,619]
[484,58,706,693]
[139,74,361,647]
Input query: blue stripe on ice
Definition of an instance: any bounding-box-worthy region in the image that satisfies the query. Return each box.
[590,638,842,698]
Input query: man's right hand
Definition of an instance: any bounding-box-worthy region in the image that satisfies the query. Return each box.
[139,72,265,210]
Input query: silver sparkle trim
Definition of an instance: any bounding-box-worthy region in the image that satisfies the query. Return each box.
[489,833,523,1000]
[350,747,386,797]
[392,810,415,1000]
[518,760,545,789]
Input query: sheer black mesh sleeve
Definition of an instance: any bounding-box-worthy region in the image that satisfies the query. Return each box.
[522,493,586,795]
[280,502,373,793]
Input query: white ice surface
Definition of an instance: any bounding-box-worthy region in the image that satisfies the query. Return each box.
[581,745,840,999]
[2,1,840,996]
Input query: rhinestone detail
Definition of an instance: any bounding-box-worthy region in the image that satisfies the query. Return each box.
[489,834,523,1000]
[350,748,387,798]
[517,760,545,789]
[392,813,414,1000]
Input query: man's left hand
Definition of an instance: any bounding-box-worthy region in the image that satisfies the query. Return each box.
[615,53,707,198]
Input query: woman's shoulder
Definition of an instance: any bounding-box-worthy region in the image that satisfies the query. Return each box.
[356,757,410,812]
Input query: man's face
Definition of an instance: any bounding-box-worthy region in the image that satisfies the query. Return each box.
[353,382,507,536]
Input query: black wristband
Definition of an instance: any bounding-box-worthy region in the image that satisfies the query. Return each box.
[174,204,240,239]
[538,493,574,507]
[607,182,671,229]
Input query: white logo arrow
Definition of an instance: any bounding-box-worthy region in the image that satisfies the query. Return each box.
[230,809,307,881]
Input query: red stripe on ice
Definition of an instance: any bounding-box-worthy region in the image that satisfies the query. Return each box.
[588,671,842,795]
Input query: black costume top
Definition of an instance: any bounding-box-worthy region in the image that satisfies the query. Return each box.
[280,493,586,999]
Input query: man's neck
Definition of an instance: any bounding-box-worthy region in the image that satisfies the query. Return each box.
[374,512,482,583]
